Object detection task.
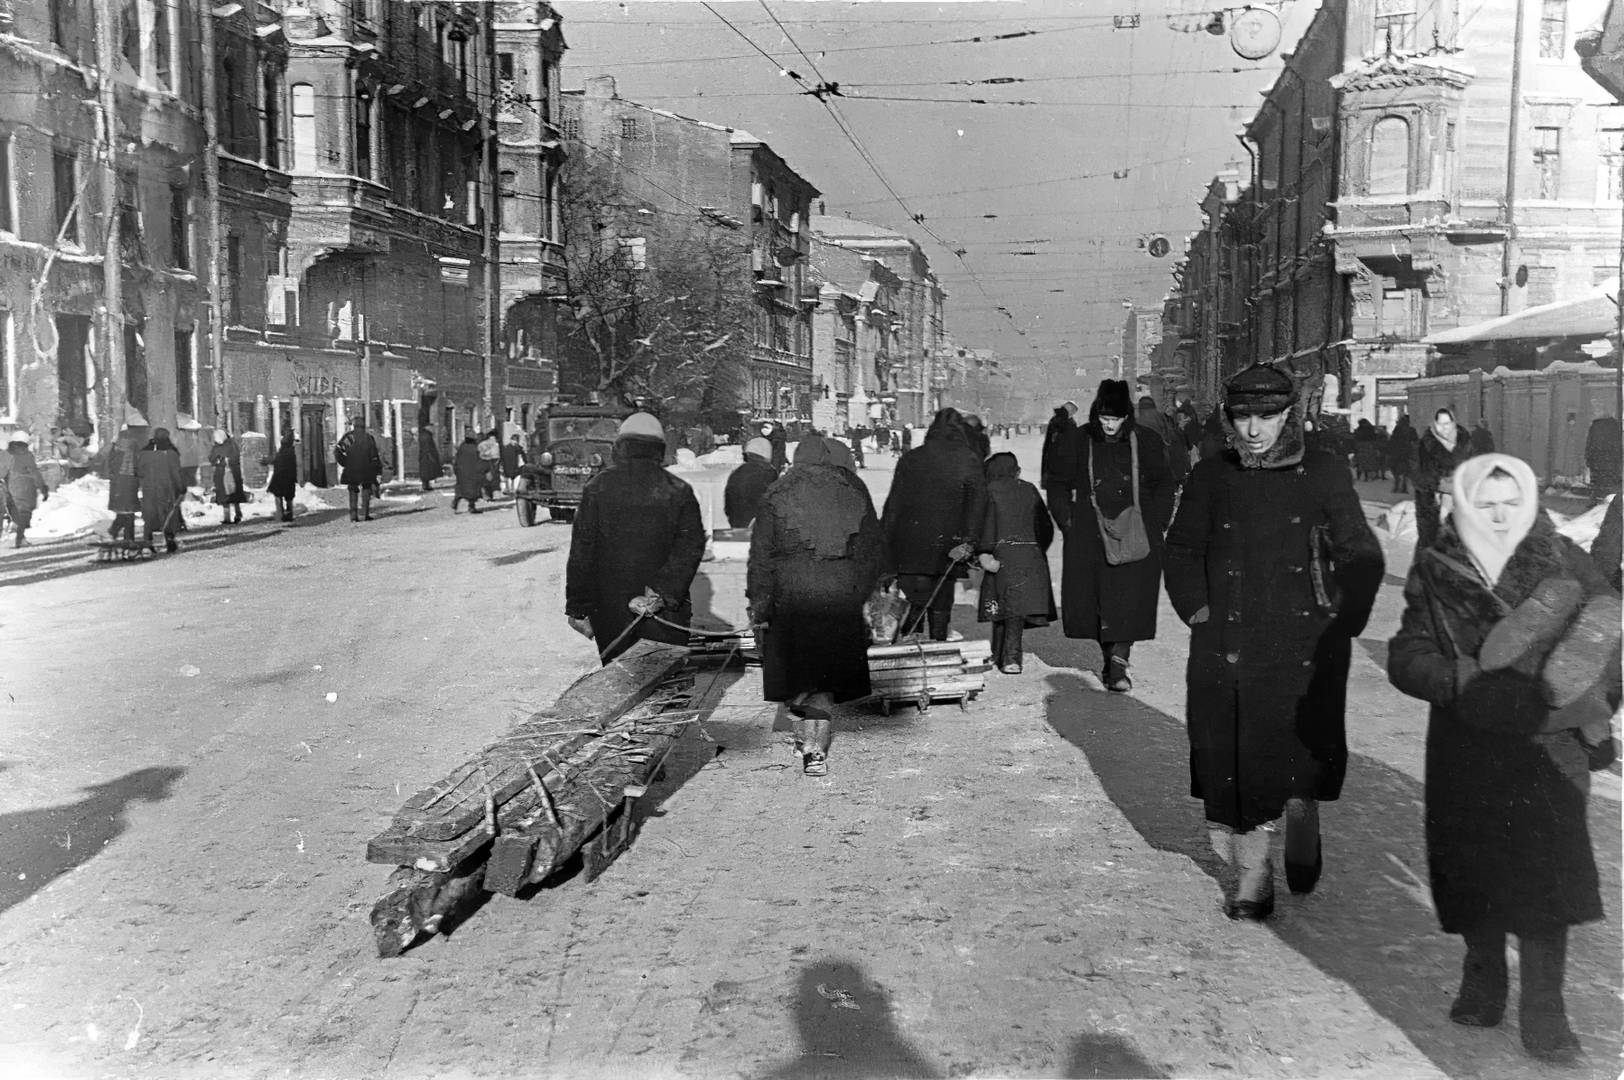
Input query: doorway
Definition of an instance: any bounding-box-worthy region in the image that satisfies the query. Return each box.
[300,403,329,486]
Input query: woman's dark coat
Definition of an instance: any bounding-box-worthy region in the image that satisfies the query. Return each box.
[1388,516,1612,935]
[1,445,48,522]
[335,428,384,488]
[1163,413,1384,831]
[1045,412,1174,643]
[419,430,443,482]
[1593,495,1622,592]
[565,438,706,664]
[1415,428,1475,548]
[724,455,778,528]
[977,457,1056,626]
[107,438,141,514]
[209,437,247,505]
[1040,407,1075,489]
[881,412,988,582]
[266,441,298,499]
[135,440,185,533]
[500,442,525,479]
[452,437,484,501]
[747,443,884,703]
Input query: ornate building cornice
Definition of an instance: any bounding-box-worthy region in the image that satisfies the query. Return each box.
[1331,54,1473,94]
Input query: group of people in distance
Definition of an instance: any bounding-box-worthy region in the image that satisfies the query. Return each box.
[559,365,1620,1066]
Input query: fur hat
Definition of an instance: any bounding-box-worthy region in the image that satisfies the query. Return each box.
[1093,379,1133,419]
[1224,364,1298,416]
[744,437,773,460]
[618,411,665,443]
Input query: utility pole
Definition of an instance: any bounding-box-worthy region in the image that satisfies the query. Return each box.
[1500,0,1528,316]
[479,0,499,431]
[92,0,122,443]
[201,0,226,427]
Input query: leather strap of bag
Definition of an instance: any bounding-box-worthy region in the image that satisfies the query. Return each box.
[1086,429,1138,521]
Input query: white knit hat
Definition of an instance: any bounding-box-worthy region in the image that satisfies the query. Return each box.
[7,430,29,444]
[618,412,665,441]
[744,437,773,460]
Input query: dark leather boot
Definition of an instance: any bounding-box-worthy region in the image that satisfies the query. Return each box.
[361,489,373,521]
[1284,798,1323,894]
[1519,932,1581,1063]
[1103,642,1132,692]
[348,490,359,522]
[1450,929,1507,1027]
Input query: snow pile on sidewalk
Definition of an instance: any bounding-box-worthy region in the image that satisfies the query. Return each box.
[21,475,113,539]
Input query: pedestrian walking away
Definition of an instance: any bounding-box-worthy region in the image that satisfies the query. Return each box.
[1387,452,1620,1065]
[209,429,247,524]
[1041,401,1079,490]
[264,433,299,522]
[1137,394,1190,489]
[723,437,779,528]
[1415,408,1475,550]
[747,435,884,776]
[499,434,527,494]
[135,428,186,553]
[976,452,1056,675]
[418,425,443,492]
[1045,379,1174,692]
[1387,413,1419,494]
[106,426,142,546]
[335,417,385,522]
[1163,364,1384,921]
[880,408,988,642]
[451,433,485,514]
[1,432,50,548]
[564,412,706,664]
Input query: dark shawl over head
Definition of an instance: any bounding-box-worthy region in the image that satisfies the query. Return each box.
[985,451,1020,483]
[778,436,870,558]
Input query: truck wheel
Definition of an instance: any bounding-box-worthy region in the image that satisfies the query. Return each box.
[514,479,538,527]
[549,507,575,523]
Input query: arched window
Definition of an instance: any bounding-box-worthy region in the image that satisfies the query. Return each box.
[1368,116,1411,195]
[291,83,316,172]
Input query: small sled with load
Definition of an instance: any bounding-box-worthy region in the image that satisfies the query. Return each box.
[866,639,992,715]
[91,539,155,563]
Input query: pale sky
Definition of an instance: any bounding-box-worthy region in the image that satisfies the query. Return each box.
[555,0,1315,397]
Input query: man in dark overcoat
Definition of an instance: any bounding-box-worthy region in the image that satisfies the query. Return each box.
[1045,380,1174,691]
[106,426,142,545]
[335,417,384,522]
[136,428,185,553]
[1163,365,1384,920]
[565,412,706,664]
[451,432,484,514]
[724,437,778,528]
[880,408,988,641]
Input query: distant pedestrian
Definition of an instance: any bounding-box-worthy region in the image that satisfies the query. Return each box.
[723,437,778,528]
[846,426,866,469]
[872,422,889,457]
[960,414,990,459]
[136,428,185,553]
[1352,419,1383,480]
[976,452,1056,675]
[106,427,141,546]
[1388,414,1419,493]
[209,429,246,525]
[478,429,502,499]
[1469,422,1496,455]
[451,432,484,514]
[901,423,915,452]
[1137,395,1189,488]
[1045,379,1174,692]
[335,417,384,522]
[1,432,49,548]
[1591,495,1621,592]
[1416,408,1475,549]
[500,434,527,494]
[1387,453,1619,1065]
[418,426,442,492]
[565,412,706,664]
[1164,365,1383,920]
[1583,415,1621,494]
[1041,401,1079,490]
[747,435,884,776]
[880,408,988,642]
[757,421,788,471]
[265,433,298,523]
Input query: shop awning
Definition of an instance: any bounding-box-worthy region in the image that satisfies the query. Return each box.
[1424,282,1620,345]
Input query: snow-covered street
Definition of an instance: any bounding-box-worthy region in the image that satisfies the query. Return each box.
[0,434,1618,1080]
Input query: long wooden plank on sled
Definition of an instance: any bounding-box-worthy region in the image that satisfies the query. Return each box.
[871,677,984,696]
[369,643,689,848]
[868,655,969,673]
[867,642,969,660]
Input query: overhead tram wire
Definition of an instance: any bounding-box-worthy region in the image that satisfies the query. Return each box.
[698,0,1027,340]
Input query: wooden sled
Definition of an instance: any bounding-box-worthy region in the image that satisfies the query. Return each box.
[92,540,155,563]
[866,639,992,715]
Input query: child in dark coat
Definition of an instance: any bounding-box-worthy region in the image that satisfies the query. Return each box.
[976,452,1057,674]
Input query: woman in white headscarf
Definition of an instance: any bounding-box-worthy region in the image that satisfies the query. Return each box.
[1413,407,1475,549]
[1388,453,1620,1065]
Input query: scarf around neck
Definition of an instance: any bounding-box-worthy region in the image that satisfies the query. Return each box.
[1450,453,1539,586]
[1430,417,1458,452]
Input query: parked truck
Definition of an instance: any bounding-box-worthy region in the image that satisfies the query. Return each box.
[513,404,631,526]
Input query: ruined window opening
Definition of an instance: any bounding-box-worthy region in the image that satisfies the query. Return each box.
[263,66,281,169]
[355,86,374,180]
[174,327,195,415]
[1367,116,1410,195]
[291,83,317,172]
[124,318,148,416]
[1539,0,1567,59]
[52,149,78,245]
[1532,126,1561,199]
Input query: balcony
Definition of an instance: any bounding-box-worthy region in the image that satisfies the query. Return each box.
[289,175,481,257]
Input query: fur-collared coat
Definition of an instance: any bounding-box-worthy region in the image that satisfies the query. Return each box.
[1164,408,1385,830]
[1045,413,1174,644]
[1388,516,1614,935]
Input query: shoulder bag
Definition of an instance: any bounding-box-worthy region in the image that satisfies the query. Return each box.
[1088,431,1151,565]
